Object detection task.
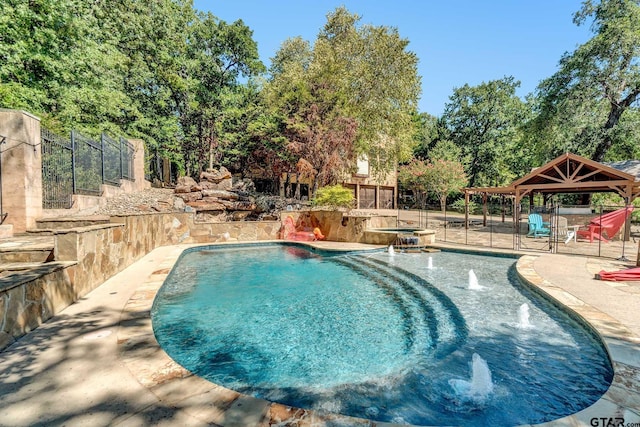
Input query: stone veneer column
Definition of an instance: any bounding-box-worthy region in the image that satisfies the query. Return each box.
[0,109,43,233]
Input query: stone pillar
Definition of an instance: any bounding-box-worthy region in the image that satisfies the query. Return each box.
[127,138,151,191]
[0,109,43,233]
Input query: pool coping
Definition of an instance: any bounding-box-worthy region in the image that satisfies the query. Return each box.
[117,242,640,427]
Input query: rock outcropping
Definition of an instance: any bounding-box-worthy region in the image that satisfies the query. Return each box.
[174,167,258,221]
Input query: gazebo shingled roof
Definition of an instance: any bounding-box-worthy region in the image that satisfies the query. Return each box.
[465,152,640,201]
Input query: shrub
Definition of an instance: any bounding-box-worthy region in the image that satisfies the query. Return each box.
[311,185,354,210]
[450,199,479,214]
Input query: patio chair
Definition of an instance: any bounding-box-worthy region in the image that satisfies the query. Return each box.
[576,206,634,243]
[552,216,576,244]
[527,213,550,238]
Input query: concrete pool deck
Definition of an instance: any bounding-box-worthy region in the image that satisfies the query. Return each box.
[0,241,639,426]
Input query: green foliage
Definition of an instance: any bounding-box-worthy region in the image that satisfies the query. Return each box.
[311,185,355,209]
[0,0,265,180]
[265,6,421,186]
[450,198,479,214]
[398,158,467,212]
[531,0,640,163]
[428,140,462,162]
[442,76,530,188]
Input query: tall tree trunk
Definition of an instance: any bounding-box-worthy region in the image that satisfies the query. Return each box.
[208,123,216,171]
[593,88,640,162]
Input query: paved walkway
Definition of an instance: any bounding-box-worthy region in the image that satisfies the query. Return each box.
[0,242,639,426]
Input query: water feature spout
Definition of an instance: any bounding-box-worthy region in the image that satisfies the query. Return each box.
[388,245,395,256]
[468,269,483,290]
[449,353,494,403]
[427,256,433,269]
[518,303,532,328]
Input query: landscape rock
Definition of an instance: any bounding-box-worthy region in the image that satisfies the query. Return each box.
[186,200,226,211]
[201,189,239,200]
[82,176,305,222]
[198,179,232,191]
[174,185,192,194]
[219,200,257,211]
[175,192,202,203]
[200,166,232,183]
[177,176,199,189]
[231,211,251,221]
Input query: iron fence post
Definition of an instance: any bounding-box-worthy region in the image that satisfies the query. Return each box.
[71,130,77,195]
[100,133,106,184]
[119,137,124,180]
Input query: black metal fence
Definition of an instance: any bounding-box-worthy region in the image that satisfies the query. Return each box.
[41,129,74,209]
[41,129,135,209]
[396,202,637,260]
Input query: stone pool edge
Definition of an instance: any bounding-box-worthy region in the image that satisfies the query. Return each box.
[117,243,640,427]
[516,255,640,427]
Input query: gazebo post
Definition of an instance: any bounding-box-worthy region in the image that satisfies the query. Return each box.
[464,191,469,230]
[482,193,488,226]
[515,190,522,250]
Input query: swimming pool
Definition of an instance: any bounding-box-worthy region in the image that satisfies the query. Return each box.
[151,244,613,426]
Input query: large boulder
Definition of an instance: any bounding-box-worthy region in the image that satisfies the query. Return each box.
[175,176,200,193]
[200,166,232,183]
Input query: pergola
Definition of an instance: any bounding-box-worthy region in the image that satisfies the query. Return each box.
[463,152,640,227]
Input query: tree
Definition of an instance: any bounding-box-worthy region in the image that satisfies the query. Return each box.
[442,76,529,188]
[315,7,421,178]
[92,0,196,177]
[398,159,467,212]
[411,112,442,159]
[398,159,430,208]
[533,0,640,163]
[0,0,196,179]
[265,7,421,193]
[428,140,462,162]
[183,13,265,176]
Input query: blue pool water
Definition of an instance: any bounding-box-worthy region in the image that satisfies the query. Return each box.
[151,244,613,426]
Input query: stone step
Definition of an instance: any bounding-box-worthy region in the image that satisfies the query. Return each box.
[35,216,111,230]
[0,236,55,263]
[0,261,78,288]
[0,262,51,272]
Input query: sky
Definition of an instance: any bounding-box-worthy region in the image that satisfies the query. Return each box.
[193,1,593,116]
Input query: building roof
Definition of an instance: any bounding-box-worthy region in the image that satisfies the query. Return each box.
[605,160,640,180]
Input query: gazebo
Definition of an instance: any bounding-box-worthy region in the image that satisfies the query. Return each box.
[462,153,640,246]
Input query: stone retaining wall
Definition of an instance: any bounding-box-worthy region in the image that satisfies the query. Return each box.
[0,213,280,351]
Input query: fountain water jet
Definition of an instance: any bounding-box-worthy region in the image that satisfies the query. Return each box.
[449,353,494,403]
[427,257,433,269]
[388,245,395,256]
[518,303,533,328]
[468,269,483,290]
